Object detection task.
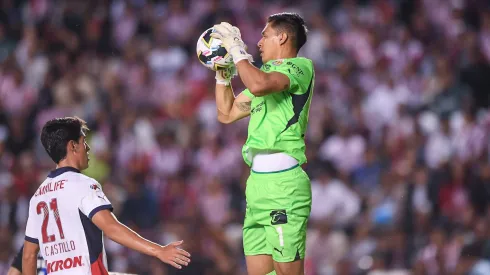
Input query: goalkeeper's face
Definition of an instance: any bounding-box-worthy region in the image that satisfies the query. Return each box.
[257,23,284,63]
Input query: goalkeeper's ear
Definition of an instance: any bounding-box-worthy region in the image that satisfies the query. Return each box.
[278,32,288,46]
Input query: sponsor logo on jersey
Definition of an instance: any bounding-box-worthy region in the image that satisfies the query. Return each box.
[262,64,271,71]
[251,101,265,115]
[47,256,82,273]
[286,62,304,76]
[272,59,283,66]
[90,184,105,199]
[35,180,66,197]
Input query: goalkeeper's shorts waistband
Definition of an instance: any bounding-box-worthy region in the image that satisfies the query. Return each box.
[251,152,299,173]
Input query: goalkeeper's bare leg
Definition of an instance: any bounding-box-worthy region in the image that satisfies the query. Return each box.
[273,260,304,275]
[246,255,274,275]
[246,255,304,275]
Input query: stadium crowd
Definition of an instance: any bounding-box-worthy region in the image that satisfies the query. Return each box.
[0,0,490,274]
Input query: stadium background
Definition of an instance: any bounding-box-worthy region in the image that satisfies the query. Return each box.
[0,0,490,274]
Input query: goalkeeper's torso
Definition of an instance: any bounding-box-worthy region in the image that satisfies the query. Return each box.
[242,57,315,166]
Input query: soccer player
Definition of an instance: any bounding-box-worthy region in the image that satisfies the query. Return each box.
[22,117,191,275]
[210,13,314,275]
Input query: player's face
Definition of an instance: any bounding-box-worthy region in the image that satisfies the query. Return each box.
[76,134,91,170]
[257,23,281,63]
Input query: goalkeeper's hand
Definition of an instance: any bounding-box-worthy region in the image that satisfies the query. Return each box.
[215,65,237,86]
[210,22,253,64]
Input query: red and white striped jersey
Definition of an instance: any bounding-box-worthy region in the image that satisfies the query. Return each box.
[25,167,113,275]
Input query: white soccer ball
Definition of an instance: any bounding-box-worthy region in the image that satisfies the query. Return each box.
[196,28,233,71]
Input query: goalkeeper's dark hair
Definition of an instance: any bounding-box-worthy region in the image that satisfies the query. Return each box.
[267,12,308,52]
[41,116,89,164]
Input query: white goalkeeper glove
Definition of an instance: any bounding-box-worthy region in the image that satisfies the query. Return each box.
[215,65,237,86]
[210,22,253,64]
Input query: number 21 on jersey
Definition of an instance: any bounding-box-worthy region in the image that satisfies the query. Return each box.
[36,198,65,243]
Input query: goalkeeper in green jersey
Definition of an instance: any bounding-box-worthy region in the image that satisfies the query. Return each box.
[211,13,314,275]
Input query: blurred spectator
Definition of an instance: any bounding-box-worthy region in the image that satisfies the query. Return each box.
[119,174,158,231]
[425,114,453,169]
[310,162,360,227]
[319,123,366,173]
[454,242,490,275]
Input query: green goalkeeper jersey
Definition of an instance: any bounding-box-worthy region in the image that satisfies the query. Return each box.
[242,57,315,166]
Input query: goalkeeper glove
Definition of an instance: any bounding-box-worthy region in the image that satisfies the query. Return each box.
[215,65,237,86]
[210,22,253,64]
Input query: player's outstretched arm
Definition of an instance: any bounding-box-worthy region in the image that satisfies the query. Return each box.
[22,241,39,275]
[92,210,191,269]
[215,83,251,124]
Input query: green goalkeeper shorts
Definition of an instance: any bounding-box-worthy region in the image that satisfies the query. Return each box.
[243,165,312,262]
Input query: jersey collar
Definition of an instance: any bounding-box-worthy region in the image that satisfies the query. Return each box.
[48,166,81,178]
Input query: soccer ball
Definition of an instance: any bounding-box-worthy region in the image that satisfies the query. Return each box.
[196,28,233,71]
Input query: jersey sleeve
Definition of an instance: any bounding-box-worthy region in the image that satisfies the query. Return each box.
[241,88,255,99]
[79,180,113,220]
[269,59,313,95]
[25,199,39,244]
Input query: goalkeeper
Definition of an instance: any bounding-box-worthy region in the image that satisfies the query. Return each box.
[211,13,314,275]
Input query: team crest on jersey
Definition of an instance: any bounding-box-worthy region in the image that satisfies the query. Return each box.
[272,59,283,66]
[90,184,100,190]
[270,210,288,225]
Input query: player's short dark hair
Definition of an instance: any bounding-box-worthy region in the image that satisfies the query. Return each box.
[41,117,89,164]
[267,12,308,53]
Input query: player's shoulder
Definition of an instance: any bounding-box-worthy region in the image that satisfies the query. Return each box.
[52,169,100,188]
[287,57,313,66]
[65,173,103,200]
[76,173,101,189]
[30,172,100,202]
[265,57,313,77]
[285,57,314,73]
[268,57,313,68]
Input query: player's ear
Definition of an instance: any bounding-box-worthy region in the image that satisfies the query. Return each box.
[278,32,288,46]
[68,140,77,153]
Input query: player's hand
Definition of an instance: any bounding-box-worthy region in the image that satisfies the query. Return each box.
[155,240,191,269]
[215,65,237,86]
[211,22,253,64]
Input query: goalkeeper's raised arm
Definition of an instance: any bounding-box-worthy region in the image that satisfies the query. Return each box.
[210,20,300,97]
[214,65,252,124]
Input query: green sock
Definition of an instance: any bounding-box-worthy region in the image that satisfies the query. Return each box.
[265,271,276,275]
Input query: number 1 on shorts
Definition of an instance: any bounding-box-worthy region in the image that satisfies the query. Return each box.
[275,226,284,247]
